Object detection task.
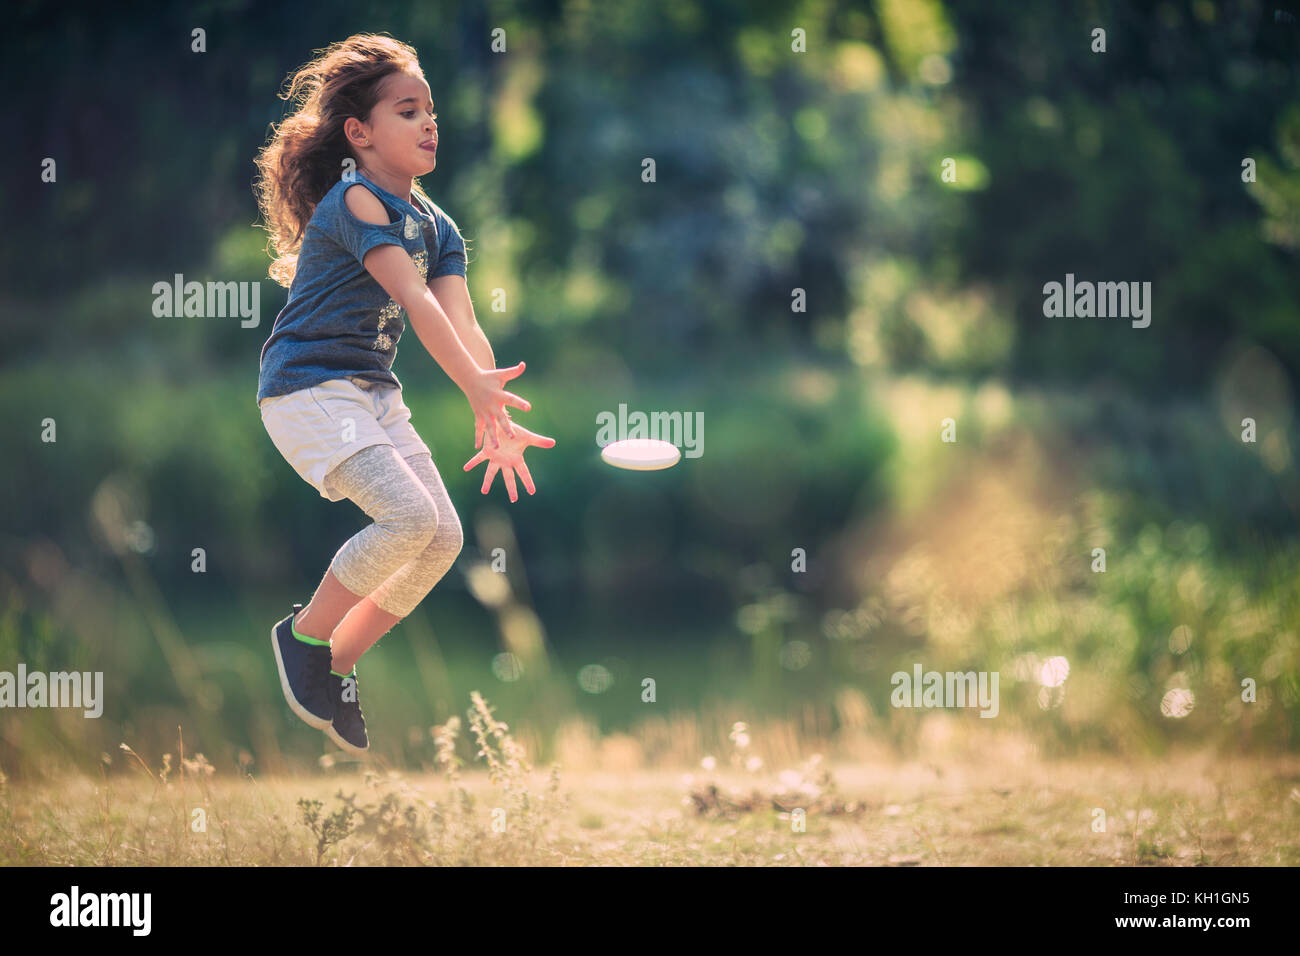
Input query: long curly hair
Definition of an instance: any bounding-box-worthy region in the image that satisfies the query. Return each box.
[254,34,432,288]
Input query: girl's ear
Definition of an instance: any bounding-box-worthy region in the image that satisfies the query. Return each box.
[343,116,370,148]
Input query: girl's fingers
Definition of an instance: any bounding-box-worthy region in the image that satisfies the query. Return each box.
[463,449,486,471]
[481,460,500,495]
[496,360,525,383]
[517,459,536,495]
[497,411,516,438]
[474,416,485,450]
[503,391,532,413]
[529,432,556,448]
[504,469,519,503]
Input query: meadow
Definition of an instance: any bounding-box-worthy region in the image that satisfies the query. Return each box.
[3,693,1298,866]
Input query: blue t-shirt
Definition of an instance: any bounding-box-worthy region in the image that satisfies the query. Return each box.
[256,170,467,404]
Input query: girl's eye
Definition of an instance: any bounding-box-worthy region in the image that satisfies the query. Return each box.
[402,111,415,118]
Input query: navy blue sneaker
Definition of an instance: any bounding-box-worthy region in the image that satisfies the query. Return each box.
[325,670,369,754]
[271,603,335,730]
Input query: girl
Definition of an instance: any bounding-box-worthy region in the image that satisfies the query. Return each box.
[253,34,555,755]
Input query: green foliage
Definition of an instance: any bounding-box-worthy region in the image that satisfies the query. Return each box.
[297,795,357,866]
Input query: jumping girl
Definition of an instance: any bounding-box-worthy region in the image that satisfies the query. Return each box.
[253,34,555,755]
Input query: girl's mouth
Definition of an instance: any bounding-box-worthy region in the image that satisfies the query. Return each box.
[419,140,438,152]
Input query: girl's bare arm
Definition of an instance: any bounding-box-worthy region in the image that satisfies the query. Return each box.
[345,184,526,444]
[428,274,495,372]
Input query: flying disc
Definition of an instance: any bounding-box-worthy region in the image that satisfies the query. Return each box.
[600,438,681,471]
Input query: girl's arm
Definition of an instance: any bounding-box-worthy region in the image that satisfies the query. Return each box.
[345,185,526,447]
[429,274,495,372]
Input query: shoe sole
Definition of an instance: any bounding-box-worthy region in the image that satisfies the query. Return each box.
[324,721,369,756]
[271,617,332,730]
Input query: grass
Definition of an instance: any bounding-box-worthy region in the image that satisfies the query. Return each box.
[2,698,1298,866]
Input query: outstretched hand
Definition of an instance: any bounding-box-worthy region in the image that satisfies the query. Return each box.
[467,361,532,451]
[463,420,557,502]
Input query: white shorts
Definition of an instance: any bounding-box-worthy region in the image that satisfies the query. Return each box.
[258,376,432,502]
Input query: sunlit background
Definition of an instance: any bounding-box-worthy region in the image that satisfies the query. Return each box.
[2,0,1299,779]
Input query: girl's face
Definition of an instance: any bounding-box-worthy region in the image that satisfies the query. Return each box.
[346,71,439,179]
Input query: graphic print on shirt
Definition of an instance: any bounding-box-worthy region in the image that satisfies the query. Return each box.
[373,215,429,352]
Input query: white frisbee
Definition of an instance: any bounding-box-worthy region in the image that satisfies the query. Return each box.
[600,438,681,471]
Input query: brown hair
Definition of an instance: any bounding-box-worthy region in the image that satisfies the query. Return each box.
[254,34,432,287]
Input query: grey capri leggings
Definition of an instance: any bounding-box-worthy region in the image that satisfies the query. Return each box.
[321,443,464,618]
